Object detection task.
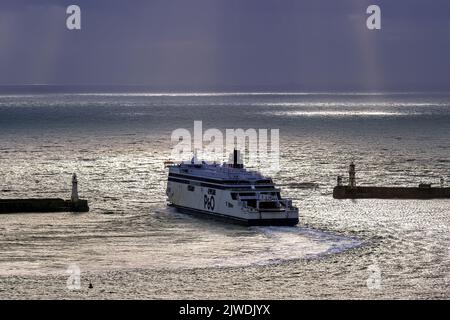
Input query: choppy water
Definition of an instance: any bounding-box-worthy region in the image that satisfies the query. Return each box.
[0,92,449,299]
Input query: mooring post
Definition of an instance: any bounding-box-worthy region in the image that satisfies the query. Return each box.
[71,173,79,203]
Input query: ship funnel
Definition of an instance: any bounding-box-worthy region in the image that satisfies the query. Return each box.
[230,149,244,169]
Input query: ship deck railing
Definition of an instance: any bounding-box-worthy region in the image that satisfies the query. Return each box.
[230,187,281,192]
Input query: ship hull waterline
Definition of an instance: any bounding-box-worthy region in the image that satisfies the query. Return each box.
[169,204,299,227]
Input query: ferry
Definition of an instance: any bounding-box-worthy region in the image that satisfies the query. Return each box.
[165,150,299,226]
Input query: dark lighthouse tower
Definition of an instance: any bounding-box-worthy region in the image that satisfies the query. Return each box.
[349,161,356,188]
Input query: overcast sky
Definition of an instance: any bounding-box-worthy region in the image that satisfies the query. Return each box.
[0,0,449,91]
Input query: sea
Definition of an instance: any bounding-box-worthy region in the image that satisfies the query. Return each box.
[0,90,449,299]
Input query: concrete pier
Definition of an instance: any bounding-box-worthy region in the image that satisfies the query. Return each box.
[333,162,450,199]
[0,174,89,213]
[333,185,450,199]
[0,198,89,213]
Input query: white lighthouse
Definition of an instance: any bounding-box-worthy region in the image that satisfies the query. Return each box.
[71,173,79,202]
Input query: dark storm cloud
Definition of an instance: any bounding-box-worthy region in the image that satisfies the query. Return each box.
[0,0,449,91]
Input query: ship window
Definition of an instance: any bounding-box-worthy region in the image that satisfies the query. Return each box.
[238,192,256,197]
[188,185,195,192]
[259,202,279,209]
[246,200,257,208]
[231,193,238,200]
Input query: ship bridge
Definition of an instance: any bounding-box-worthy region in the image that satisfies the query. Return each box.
[168,161,275,190]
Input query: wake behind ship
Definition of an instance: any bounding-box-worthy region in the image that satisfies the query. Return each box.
[166,150,299,226]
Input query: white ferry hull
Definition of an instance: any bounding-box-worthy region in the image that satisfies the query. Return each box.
[170,204,299,226]
[167,180,299,226]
